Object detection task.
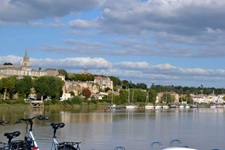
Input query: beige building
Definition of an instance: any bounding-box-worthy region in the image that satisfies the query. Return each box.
[94,76,113,90]
[0,50,59,78]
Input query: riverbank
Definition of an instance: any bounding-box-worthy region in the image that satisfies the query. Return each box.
[0,101,109,112]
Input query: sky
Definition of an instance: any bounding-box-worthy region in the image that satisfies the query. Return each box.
[0,0,225,88]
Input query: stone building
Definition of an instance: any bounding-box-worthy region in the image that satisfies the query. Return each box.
[94,76,113,90]
[64,81,100,96]
[0,50,59,78]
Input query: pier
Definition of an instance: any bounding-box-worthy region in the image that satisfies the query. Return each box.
[30,100,44,108]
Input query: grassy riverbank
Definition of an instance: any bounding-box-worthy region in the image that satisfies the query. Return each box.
[0,99,109,111]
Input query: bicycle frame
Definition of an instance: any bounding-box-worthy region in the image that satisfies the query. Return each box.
[26,130,39,150]
[51,137,59,150]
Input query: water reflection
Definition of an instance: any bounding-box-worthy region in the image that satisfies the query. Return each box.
[1,107,225,150]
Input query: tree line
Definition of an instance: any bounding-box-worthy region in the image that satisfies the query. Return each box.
[1,68,224,105]
[59,69,225,95]
[0,76,64,101]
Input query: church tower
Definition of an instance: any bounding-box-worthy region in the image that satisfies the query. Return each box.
[22,50,30,67]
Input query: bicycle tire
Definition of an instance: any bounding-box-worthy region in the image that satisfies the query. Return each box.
[58,144,78,150]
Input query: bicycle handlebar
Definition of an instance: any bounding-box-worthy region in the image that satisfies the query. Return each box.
[0,120,9,126]
[14,115,50,131]
[14,115,50,124]
[36,115,50,120]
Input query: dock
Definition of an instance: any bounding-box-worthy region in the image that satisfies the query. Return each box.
[30,100,44,108]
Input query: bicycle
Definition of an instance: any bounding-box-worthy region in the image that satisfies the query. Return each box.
[1,119,24,150]
[0,120,12,149]
[150,139,196,150]
[50,122,81,150]
[12,115,50,150]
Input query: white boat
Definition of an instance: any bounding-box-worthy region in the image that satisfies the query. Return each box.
[126,104,137,109]
[179,105,184,109]
[190,104,197,108]
[185,105,190,109]
[163,105,169,109]
[210,105,216,109]
[145,104,154,109]
[108,91,116,109]
[108,104,116,109]
[155,105,162,109]
[125,89,137,109]
[145,93,154,109]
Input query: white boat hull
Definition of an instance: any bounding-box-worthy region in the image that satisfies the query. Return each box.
[163,105,169,109]
[126,105,137,109]
[145,105,154,109]
[155,105,162,109]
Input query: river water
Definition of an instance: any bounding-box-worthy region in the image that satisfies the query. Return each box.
[1,107,225,150]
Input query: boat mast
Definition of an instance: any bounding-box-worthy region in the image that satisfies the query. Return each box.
[128,88,130,104]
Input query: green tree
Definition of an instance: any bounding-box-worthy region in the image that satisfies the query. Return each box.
[160,92,175,104]
[121,80,129,89]
[115,89,128,104]
[1,76,17,100]
[3,62,13,65]
[131,89,146,103]
[148,89,157,104]
[16,76,33,98]
[34,76,64,100]
[109,76,121,86]
[58,69,68,80]
[136,83,147,90]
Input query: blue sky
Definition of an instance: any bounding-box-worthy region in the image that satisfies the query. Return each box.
[1,0,225,88]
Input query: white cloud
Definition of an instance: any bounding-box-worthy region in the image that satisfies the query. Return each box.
[31,57,112,69]
[115,62,150,70]
[69,19,98,29]
[0,55,22,65]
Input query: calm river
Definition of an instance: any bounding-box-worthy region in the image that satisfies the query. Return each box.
[1,107,225,150]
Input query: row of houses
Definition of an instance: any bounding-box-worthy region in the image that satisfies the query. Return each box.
[156,91,225,104]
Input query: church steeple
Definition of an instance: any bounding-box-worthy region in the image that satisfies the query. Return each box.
[22,50,30,67]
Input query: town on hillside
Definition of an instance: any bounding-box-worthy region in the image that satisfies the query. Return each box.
[0,51,225,106]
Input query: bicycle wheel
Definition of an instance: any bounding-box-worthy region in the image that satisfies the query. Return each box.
[58,144,77,150]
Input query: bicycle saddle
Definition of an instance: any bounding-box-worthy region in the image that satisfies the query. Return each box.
[51,122,65,129]
[4,131,21,143]
[0,120,9,126]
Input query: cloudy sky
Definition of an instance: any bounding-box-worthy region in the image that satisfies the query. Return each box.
[1,0,225,88]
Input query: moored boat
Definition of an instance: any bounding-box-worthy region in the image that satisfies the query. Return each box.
[210,105,216,109]
[125,104,137,109]
[179,105,184,109]
[216,104,223,108]
[190,104,198,108]
[155,105,162,109]
[108,104,116,109]
[163,105,169,109]
[145,103,154,109]
[185,105,190,109]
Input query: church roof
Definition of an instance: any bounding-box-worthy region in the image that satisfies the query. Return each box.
[24,50,29,59]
